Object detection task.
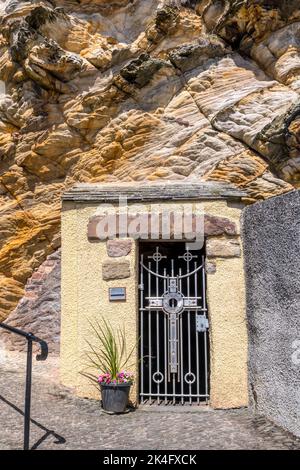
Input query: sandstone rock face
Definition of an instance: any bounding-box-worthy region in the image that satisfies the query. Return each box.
[0,0,299,319]
[0,249,61,353]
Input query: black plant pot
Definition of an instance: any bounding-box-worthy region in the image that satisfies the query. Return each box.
[100,383,131,414]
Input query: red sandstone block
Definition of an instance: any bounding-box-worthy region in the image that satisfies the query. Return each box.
[31,272,43,280]
[44,260,55,267]
[44,266,55,274]
[24,292,38,300]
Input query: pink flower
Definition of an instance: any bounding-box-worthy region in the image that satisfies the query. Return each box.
[98,370,134,384]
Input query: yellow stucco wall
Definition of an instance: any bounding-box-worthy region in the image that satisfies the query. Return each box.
[203,200,248,408]
[60,199,248,408]
[207,257,248,408]
[61,202,139,402]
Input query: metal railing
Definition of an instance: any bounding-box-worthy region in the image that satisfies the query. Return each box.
[0,323,48,450]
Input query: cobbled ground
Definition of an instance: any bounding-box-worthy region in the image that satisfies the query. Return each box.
[0,351,299,450]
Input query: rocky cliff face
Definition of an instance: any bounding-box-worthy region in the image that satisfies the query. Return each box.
[0,0,299,320]
[0,249,60,352]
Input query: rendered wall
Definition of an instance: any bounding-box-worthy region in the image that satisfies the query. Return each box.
[61,202,139,401]
[61,198,248,408]
[243,190,300,437]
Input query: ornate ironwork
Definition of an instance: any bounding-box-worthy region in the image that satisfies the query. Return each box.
[139,244,209,405]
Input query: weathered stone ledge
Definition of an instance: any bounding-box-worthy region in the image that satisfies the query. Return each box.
[62,182,247,203]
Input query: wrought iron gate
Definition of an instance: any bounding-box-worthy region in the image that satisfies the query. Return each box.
[139,242,209,405]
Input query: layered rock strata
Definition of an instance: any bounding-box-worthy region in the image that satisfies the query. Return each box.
[0,0,299,319]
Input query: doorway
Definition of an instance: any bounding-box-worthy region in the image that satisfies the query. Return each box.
[139,242,210,405]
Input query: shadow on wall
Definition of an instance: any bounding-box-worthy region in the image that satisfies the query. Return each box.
[242,189,300,438]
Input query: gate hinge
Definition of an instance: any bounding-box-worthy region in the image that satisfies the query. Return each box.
[138,283,144,291]
[196,315,209,332]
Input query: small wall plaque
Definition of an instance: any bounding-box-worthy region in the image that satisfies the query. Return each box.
[109,287,126,301]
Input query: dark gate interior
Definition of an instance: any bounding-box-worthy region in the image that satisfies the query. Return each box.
[139,242,210,405]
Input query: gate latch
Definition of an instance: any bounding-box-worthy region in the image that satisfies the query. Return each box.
[196,315,209,332]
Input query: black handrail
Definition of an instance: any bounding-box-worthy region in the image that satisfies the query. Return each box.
[0,323,48,450]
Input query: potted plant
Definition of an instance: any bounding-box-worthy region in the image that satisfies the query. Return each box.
[98,370,134,414]
[82,316,136,414]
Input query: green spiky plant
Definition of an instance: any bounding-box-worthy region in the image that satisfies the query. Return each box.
[81,316,137,386]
